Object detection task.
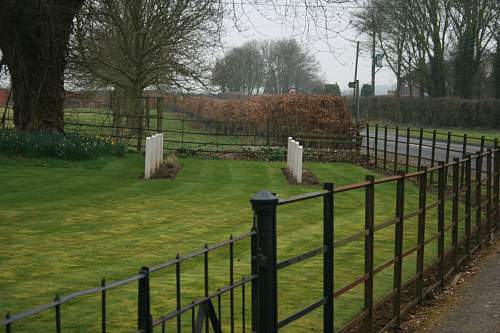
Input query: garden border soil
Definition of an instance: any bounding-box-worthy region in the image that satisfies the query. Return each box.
[281,167,320,185]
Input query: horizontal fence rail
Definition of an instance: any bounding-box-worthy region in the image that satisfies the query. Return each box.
[4,148,500,332]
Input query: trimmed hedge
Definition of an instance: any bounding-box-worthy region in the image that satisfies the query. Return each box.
[354,96,500,129]
[0,129,127,160]
[176,94,356,136]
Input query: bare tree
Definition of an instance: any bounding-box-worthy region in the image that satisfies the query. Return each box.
[212,39,323,94]
[71,0,223,102]
[449,0,499,98]
[212,41,265,95]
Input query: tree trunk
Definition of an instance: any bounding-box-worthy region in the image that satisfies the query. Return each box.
[0,0,83,132]
[494,36,500,99]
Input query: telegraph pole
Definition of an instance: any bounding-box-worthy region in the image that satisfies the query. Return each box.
[353,41,360,123]
[371,30,376,96]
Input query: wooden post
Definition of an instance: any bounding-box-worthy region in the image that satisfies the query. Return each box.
[393,173,405,325]
[364,176,375,333]
[416,167,427,304]
[438,162,445,289]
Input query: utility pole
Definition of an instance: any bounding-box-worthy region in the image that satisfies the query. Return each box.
[371,29,376,97]
[353,41,360,123]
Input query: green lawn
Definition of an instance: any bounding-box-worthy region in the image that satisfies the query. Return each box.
[0,154,461,332]
[63,107,253,152]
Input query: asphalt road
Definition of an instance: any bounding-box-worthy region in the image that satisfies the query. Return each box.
[362,130,491,171]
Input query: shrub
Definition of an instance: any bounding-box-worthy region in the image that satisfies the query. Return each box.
[0,129,126,160]
[176,94,356,136]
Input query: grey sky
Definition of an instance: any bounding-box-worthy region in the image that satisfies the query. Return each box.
[222,2,396,95]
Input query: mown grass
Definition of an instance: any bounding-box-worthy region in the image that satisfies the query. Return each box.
[0,153,467,332]
[63,107,251,152]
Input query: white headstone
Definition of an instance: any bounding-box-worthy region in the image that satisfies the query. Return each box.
[287,137,293,169]
[145,137,151,179]
[159,134,164,162]
[297,146,303,183]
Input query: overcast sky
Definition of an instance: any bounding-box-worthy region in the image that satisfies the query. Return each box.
[222,2,396,95]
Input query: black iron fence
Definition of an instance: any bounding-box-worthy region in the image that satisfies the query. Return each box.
[363,124,497,174]
[3,147,500,332]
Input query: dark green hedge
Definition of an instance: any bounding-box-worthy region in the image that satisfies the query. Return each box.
[353,97,500,128]
[0,129,127,160]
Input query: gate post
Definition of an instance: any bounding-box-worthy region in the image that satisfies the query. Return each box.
[323,183,334,332]
[251,191,279,333]
[138,266,152,333]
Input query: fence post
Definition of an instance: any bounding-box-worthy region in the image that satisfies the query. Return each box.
[452,158,460,273]
[430,130,437,185]
[5,313,11,333]
[137,111,144,152]
[374,124,379,168]
[393,126,399,174]
[480,136,485,152]
[393,172,405,325]
[156,97,164,133]
[145,98,150,133]
[445,132,452,165]
[438,162,445,289]
[383,125,388,172]
[476,152,483,249]
[250,222,258,332]
[364,176,375,333]
[465,156,472,260]
[487,150,492,242]
[53,295,61,333]
[101,279,107,333]
[323,183,334,333]
[138,267,152,333]
[250,191,279,333]
[416,167,427,305]
[417,128,423,170]
[404,128,410,173]
[366,123,370,160]
[461,134,467,188]
[494,148,500,232]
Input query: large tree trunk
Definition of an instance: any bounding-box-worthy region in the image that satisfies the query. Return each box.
[0,0,83,132]
[494,36,500,99]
